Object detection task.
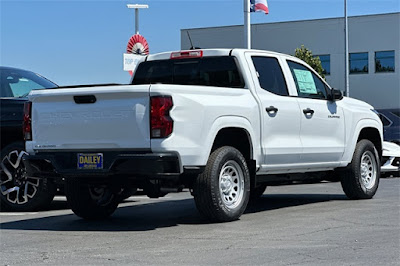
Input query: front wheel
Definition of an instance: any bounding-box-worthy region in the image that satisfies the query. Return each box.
[341,139,380,199]
[193,146,250,222]
[0,142,56,211]
[65,178,119,220]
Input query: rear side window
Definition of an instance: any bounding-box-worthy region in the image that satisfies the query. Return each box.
[132,56,244,88]
[287,60,328,100]
[252,56,288,96]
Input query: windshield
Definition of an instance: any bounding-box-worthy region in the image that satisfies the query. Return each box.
[132,56,245,88]
[0,68,57,97]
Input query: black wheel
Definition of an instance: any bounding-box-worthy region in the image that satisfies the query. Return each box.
[193,146,250,222]
[119,186,137,201]
[341,139,380,199]
[0,142,56,211]
[250,184,267,200]
[65,177,119,220]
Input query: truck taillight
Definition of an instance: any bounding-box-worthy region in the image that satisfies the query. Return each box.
[150,96,173,138]
[23,102,32,141]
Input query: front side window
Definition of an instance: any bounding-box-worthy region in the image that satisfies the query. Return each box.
[287,60,328,100]
[315,54,330,75]
[375,51,395,73]
[252,56,288,96]
[0,68,57,98]
[132,56,245,88]
[350,52,369,74]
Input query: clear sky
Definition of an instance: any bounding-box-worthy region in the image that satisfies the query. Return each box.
[1,0,399,85]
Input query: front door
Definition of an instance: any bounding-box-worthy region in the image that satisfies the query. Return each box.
[286,60,345,164]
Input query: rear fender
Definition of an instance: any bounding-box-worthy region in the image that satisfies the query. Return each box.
[204,116,261,166]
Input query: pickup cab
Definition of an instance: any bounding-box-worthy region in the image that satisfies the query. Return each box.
[23,49,383,222]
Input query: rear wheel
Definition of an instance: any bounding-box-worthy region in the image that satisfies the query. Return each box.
[65,178,119,220]
[0,142,56,211]
[193,146,250,222]
[341,140,380,199]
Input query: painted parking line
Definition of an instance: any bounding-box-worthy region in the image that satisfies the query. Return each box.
[0,212,38,216]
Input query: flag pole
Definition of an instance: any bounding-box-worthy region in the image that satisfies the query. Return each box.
[344,0,349,97]
[244,0,251,49]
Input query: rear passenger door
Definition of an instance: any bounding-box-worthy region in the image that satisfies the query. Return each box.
[286,60,345,164]
[247,54,302,168]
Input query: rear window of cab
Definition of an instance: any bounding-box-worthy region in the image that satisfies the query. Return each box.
[132,56,245,88]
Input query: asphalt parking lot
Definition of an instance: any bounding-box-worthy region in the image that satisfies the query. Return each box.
[1,178,399,266]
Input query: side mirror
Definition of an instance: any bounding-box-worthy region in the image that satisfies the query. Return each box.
[328,88,343,101]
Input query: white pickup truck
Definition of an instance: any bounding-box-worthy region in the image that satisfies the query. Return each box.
[23,49,383,222]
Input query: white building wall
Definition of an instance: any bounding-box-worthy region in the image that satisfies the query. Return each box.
[181,13,400,109]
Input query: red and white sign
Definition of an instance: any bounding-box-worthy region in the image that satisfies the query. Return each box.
[126,34,149,55]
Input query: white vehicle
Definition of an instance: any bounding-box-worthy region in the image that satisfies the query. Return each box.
[23,49,383,222]
[381,141,400,174]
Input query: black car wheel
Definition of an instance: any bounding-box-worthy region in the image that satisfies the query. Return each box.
[65,177,119,220]
[0,142,56,211]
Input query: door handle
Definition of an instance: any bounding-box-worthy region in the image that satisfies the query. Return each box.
[266,106,278,113]
[303,108,315,115]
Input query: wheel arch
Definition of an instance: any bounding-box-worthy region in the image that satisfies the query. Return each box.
[342,119,383,165]
[357,127,382,159]
[211,127,253,161]
[205,116,259,164]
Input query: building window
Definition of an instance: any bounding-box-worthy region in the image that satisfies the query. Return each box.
[349,52,368,74]
[315,55,330,75]
[375,51,395,73]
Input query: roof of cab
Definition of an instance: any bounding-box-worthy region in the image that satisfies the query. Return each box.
[146,48,294,61]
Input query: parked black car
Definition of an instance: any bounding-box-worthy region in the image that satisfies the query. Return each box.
[377,108,400,144]
[0,66,58,211]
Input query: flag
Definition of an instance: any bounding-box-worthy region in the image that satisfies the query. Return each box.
[250,0,269,14]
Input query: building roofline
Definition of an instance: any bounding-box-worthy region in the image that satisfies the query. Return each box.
[181,12,400,31]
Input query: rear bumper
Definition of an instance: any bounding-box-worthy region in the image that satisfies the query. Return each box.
[23,151,182,178]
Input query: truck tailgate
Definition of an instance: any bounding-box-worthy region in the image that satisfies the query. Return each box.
[28,85,150,151]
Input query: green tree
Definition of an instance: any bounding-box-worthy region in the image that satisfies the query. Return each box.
[294,45,325,79]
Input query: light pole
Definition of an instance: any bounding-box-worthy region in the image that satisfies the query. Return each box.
[127,4,149,35]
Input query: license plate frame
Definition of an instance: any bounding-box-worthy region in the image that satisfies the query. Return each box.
[77,153,103,169]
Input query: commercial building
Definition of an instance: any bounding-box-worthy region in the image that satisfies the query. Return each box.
[181,13,399,109]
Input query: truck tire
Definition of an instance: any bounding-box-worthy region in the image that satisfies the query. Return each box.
[341,139,380,199]
[0,142,56,211]
[65,177,119,220]
[193,146,250,222]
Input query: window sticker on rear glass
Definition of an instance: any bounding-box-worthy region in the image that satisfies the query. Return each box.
[293,69,317,94]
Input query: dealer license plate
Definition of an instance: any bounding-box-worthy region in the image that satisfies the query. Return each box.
[77,153,103,169]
